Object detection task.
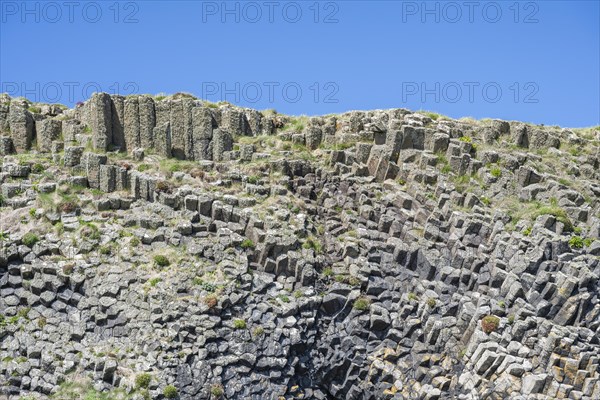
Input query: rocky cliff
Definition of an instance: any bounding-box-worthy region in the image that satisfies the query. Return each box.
[0,92,599,400]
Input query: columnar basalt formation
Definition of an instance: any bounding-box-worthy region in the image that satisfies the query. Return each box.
[0,93,599,400]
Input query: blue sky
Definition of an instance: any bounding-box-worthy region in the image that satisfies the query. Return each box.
[1,0,598,127]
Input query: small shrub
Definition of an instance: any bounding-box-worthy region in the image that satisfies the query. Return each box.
[240,239,255,249]
[481,315,500,334]
[210,384,224,398]
[155,180,172,194]
[490,167,502,178]
[583,238,593,247]
[498,300,506,308]
[481,197,491,206]
[189,168,205,179]
[163,384,178,399]
[135,373,152,389]
[293,290,303,299]
[407,292,418,302]
[427,298,436,308]
[458,136,472,143]
[130,237,141,247]
[322,267,333,277]
[569,236,584,249]
[22,233,40,248]
[353,297,371,311]
[507,314,515,324]
[233,319,247,329]
[153,255,170,267]
[523,226,532,236]
[137,164,151,172]
[59,200,78,214]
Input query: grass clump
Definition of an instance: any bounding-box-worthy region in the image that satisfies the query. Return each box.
[135,373,152,389]
[233,319,247,329]
[302,236,323,254]
[153,255,171,267]
[427,298,436,308]
[22,232,40,247]
[210,384,224,397]
[148,277,162,287]
[481,315,500,334]
[240,239,255,249]
[569,236,584,249]
[163,384,178,399]
[490,166,502,178]
[353,297,371,311]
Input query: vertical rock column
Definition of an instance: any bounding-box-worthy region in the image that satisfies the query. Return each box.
[111,95,126,151]
[83,153,108,189]
[192,107,213,160]
[138,95,156,150]
[212,128,233,162]
[169,99,195,159]
[183,99,195,160]
[153,122,171,158]
[8,99,34,152]
[245,109,263,136]
[0,94,11,134]
[36,119,62,152]
[124,97,140,152]
[169,100,186,159]
[89,93,113,151]
[221,108,248,137]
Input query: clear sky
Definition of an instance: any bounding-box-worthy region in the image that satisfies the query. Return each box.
[1,0,599,127]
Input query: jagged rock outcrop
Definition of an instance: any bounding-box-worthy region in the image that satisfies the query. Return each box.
[0,93,599,400]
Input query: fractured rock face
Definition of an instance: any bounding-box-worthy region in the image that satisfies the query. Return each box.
[1,93,599,400]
